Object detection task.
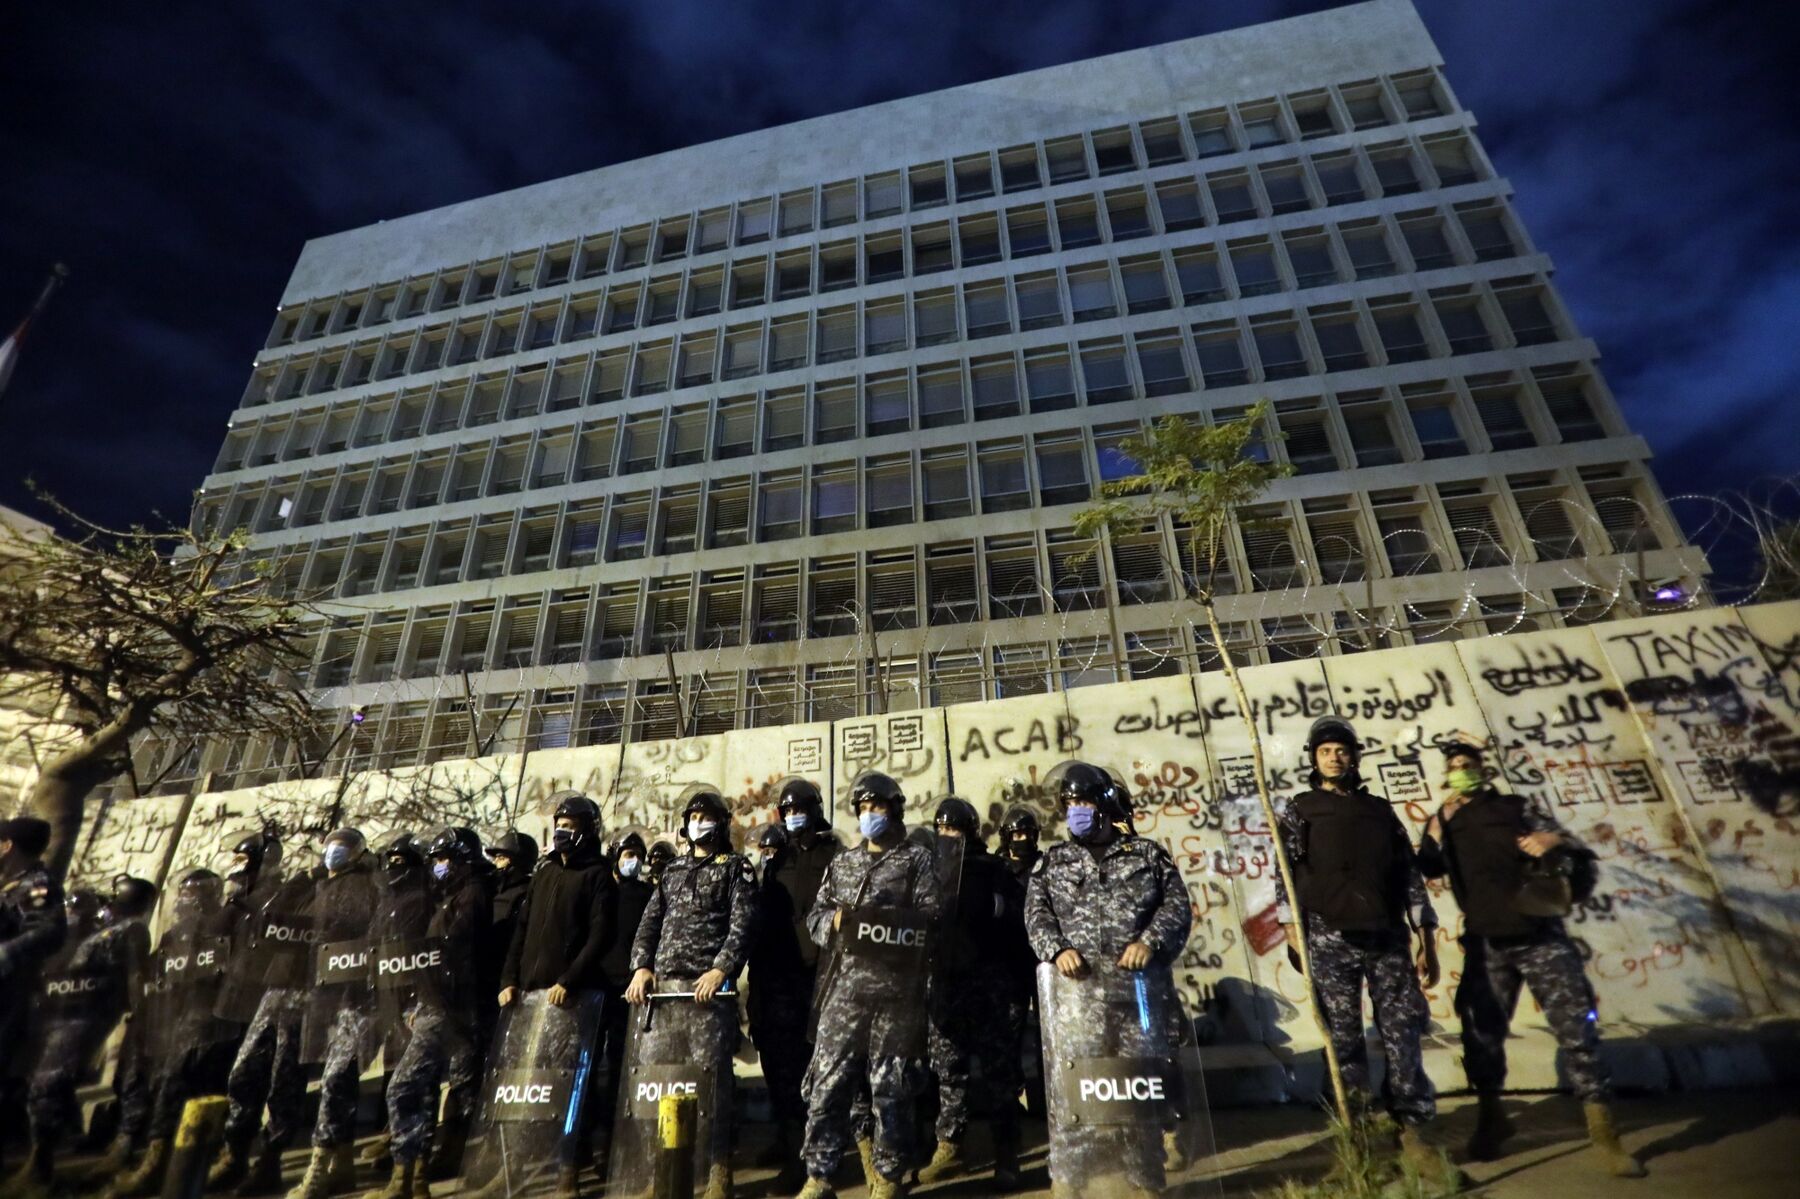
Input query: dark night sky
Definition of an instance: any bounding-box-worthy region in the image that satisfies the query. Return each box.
[2,0,1796,536]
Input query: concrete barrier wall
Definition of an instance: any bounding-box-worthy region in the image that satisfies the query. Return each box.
[68,600,1800,1096]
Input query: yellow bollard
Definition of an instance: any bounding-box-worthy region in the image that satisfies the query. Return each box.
[162,1095,229,1199]
[653,1092,698,1199]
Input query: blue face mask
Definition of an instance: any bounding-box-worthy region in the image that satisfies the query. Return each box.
[687,819,718,844]
[783,813,808,833]
[858,811,891,840]
[1065,806,1099,840]
[323,844,353,872]
[618,856,641,879]
[431,860,451,882]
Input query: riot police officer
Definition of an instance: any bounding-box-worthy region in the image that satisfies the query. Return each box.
[645,838,677,888]
[796,772,942,1199]
[1273,716,1456,1189]
[593,830,653,1176]
[373,827,493,1197]
[292,827,381,1199]
[10,874,154,1196]
[621,787,757,1199]
[998,806,1040,879]
[1419,737,1643,1177]
[1024,762,1194,1199]
[354,833,435,1178]
[0,817,66,1180]
[917,797,1027,1189]
[748,779,841,1189]
[485,831,538,966]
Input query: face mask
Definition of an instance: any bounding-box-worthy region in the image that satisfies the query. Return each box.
[431,860,451,882]
[858,811,890,840]
[1447,767,1484,795]
[688,819,718,843]
[1065,806,1099,840]
[618,856,641,879]
[323,844,353,872]
[551,827,576,852]
[384,860,412,884]
[783,813,808,834]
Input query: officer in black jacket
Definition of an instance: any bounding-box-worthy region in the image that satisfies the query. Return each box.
[353,833,434,1177]
[1419,737,1643,1177]
[592,830,653,1175]
[998,806,1040,880]
[1274,716,1456,1190]
[747,779,841,1188]
[496,791,614,1196]
[485,831,537,966]
[0,817,66,1181]
[918,797,1028,1189]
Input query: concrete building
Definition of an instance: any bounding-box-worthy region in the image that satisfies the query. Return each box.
[180,0,1703,788]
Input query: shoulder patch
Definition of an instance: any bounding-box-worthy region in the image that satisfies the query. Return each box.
[1030,855,1047,876]
[737,856,756,883]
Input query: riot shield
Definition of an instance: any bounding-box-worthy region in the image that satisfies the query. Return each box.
[810,845,941,1060]
[301,934,376,1062]
[605,981,737,1197]
[462,989,607,1197]
[1037,960,1221,1199]
[371,934,450,1032]
[142,931,235,1064]
[213,882,314,1024]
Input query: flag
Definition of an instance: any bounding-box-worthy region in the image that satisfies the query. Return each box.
[0,264,68,406]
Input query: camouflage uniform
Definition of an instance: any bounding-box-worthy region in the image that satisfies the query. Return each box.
[219,875,314,1154]
[140,903,240,1141]
[1419,791,1610,1102]
[1024,832,1192,1190]
[0,854,66,1125]
[305,859,382,1149]
[1274,786,1438,1125]
[800,840,942,1184]
[26,917,150,1145]
[625,848,758,1174]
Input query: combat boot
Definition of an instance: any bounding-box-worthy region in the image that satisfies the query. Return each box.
[1583,1103,1647,1178]
[363,1158,428,1199]
[237,1140,288,1196]
[701,1161,734,1199]
[793,1178,836,1199]
[992,1124,1021,1191]
[424,1116,468,1182]
[287,1145,355,1198]
[205,1137,252,1192]
[1397,1124,1464,1194]
[4,1136,56,1199]
[1465,1092,1514,1162]
[87,1134,136,1186]
[856,1137,878,1190]
[553,1165,582,1198]
[107,1136,171,1197]
[356,1134,391,1170]
[868,1175,907,1199]
[915,1138,965,1184]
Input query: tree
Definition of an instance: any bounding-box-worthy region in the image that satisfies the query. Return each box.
[0,496,322,882]
[1074,402,1354,1125]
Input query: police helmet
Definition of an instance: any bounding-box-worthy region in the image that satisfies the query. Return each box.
[380,830,423,866]
[610,830,648,860]
[488,830,539,870]
[108,875,158,921]
[65,889,104,931]
[1305,715,1362,760]
[753,822,789,852]
[1000,806,1042,854]
[1044,761,1121,816]
[777,777,825,821]
[324,827,367,857]
[178,868,224,911]
[933,796,981,838]
[551,790,601,827]
[849,770,905,817]
[426,826,482,863]
[1439,731,1488,764]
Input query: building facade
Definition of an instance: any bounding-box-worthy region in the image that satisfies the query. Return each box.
[176,0,1703,791]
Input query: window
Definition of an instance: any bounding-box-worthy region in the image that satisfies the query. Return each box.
[1341,221,1397,279]
[816,305,858,363]
[1014,271,1063,329]
[1208,172,1258,223]
[1155,179,1205,231]
[1006,205,1052,257]
[1341,83,1389,129]
[561,503,601,567]
[1291,92,1337,138]
[1433,294,1493,354]
[1045,136,1089,183]
[814,382,857,444]
[909,164,947,209]
[863,298,907,354]
[693,206,731,251]
[706,480,750,547]
[576,420,617,480]
[614,227,649,270]
[1025,348,1076,413]
[865,373,911,436]
[729,260,767,309]
[1470,379,1536,450]
[1097,126,1140,174]
[1394,74,1445,119]
[1252,318,1308,380]
[911,223,954,275]
[917,364,966,427]
[576,235,611,279]
[763,390,804,451]
[1587,478,1659,553]
[656,218,690,262]
[1259,164,1311,214]
[1423,135,1481,187]
[866,457,913,528]
[532,435,572,488]
[926,543,979,624]
[971,356,1021,420]
[1280,410,1340,474]
[1398,211,1456,270]
[1055,197,1102,249]
[1313,152,1366,205]
[758,473,803,541]
[1408,395,1467,458]
[1371,490,1439,575]
[1228,239,1281,297]
[1370,298,1428,362]
[631,341,672,395]
[1495,283,1559,346]
[1306,501,1368,582]
[958,213,1001,265]
[1036,438,1089,506]
[665,405,706,466]
[677,331,717,386]
[1458,203,1517,261]
[1514,479,1585,560]
[1538,372,1606,441]
[720,323,762,379]
[865,172,903,218]
[1240,102,1285,147]
[469,518,513,580]
[1369,144,1421,196]
[995,644,1051,698]
[697,570,744,648]
[820,180,857,228]
[811,467,857,534]
[1079,339,1132,405]
[1438,485,1511,568]
[1067,264,1117,322]
[1194,321,1250,388]
[817,241,857,292]
[1139,116,1185,165]
[775,249,812,300]
[1188,109,1233,157]
[998,145,1040,193]
[987,535,1042,618]
[1240,506,1303,589]
[620,413,661,474]
[1105,189,1153,240]
[1284,231,1339,288]
[953,154,995,201]
[1134,333,1189,397]
[736,200,772,244]
[868,549,917,630]
[490,437,529,495]
[1173,247,1227,305]
[963,280,1011,338]
[1120,256,1171,314]
[979,443,1031,513]
[922,450,971,520]
[768,316,809,371]
[865,233,904,283]
[1310,309,1368,371]
[1340,394,1403,467]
